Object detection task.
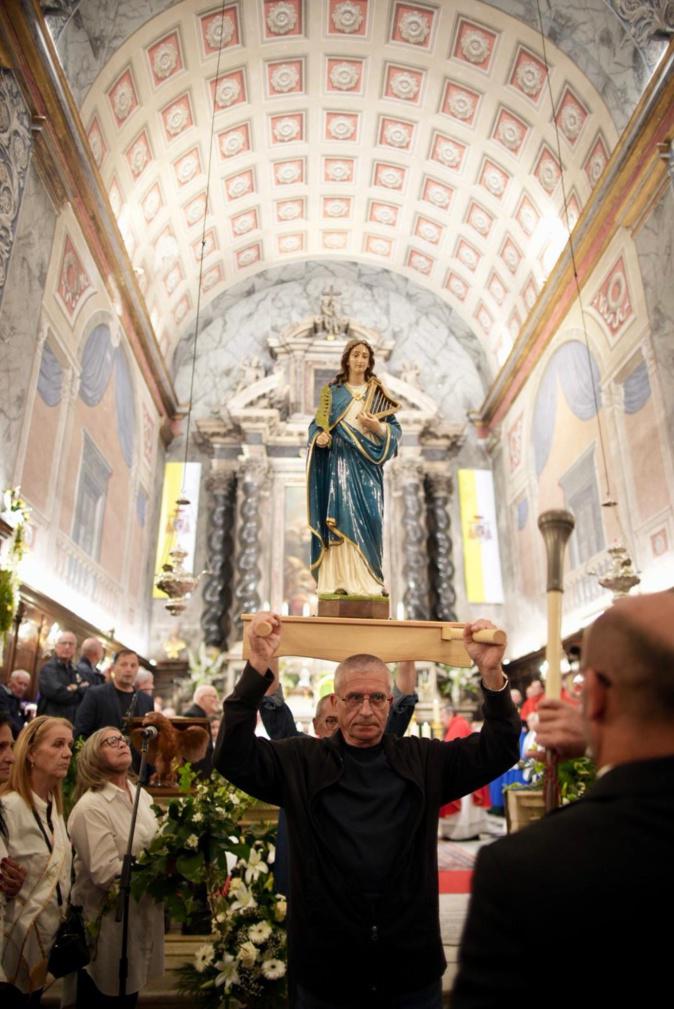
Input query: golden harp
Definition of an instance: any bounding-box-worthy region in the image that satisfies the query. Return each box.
[364,379,400,420]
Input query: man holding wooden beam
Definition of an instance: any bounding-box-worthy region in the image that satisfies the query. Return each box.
[214,612,519,1009]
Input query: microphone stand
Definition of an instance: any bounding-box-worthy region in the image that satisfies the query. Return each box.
[116,732,150,998]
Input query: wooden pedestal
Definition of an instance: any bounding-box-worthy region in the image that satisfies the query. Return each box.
[317,597,390,619]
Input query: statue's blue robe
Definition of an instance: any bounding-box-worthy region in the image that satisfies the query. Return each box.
[307,381,401,586]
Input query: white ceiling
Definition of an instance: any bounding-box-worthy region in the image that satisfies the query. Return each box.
[77,0,621,374]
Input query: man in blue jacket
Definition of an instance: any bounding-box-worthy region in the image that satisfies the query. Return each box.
[215,612,519,1009]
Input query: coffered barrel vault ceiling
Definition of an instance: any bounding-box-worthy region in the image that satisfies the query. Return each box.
[76,0,622,375]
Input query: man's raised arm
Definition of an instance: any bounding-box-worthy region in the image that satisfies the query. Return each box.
[438,620,520,800]
[214,612,287,806]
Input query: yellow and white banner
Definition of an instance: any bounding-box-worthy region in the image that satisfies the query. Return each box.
[153,461,201,598]
[458,469,504,604]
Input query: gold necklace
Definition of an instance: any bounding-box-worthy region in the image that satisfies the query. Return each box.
[346,382,366,401]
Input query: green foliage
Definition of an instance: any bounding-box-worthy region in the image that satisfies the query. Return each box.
[188,643,228,687]
[0,568,14,636]
[508,755,596,804]
[436,663,481,702]
[131,769,287,1008]
[0,488,31,640]
[557,755,596,803]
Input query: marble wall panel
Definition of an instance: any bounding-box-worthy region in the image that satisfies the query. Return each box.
[0,71,32,312]
[634,185,674,452]
[56,0,177,104]
[489,0,667,132]
[0,166,57,492]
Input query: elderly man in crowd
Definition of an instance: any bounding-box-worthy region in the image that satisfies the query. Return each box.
[37,630,89,720]
[452,590,674,1007]
[135,669,155,696]
[77,637,106,686]
[215,612,519,1009]
[0,670,31,738]
[74,649,154,738]
[183,684,220,775]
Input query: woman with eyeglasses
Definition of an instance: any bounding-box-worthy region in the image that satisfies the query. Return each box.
[66,727,164,1008]
[1,715,73,1007]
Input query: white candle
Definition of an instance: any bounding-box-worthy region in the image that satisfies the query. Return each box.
[421,721,432,739]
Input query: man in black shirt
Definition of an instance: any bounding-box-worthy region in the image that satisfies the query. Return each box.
[37,631,89,721]
[0,670,31,737]
[77,637,106,686]
[215,612,519,1009]
[74,649,153,738]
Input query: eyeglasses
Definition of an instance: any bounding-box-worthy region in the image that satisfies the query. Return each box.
[337,692,391,709]
[101,735,128,749]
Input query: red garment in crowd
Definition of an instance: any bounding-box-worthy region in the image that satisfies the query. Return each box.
[520,694,543,724]
[439,715,491,817]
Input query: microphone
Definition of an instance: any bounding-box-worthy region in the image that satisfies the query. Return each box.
[139,725,159,740]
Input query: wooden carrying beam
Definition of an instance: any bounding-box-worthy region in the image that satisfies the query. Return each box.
[242,615,506,666]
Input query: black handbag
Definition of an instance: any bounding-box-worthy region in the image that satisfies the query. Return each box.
[32,807,91,977]
[48,903,90,978]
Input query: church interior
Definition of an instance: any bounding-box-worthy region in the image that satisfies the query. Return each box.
[1,0,673,1004]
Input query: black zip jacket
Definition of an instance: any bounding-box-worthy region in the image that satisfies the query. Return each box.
[215,663,520,1005]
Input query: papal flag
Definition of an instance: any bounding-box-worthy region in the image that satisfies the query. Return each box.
[458,469,504,604]
[153,461,201,598]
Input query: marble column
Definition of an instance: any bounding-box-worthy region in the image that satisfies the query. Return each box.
[425,472,457,622]
[397,459,430,621]
[233,459,269,628]
[201,466,238,649]
[0,70,32,310]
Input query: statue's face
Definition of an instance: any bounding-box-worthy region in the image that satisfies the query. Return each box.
[347,343,371,379]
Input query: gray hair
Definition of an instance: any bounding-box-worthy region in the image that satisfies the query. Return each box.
[333,654,392,695]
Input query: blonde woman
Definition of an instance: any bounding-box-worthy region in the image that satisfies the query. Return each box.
[67,727,164,1008]
[1,715,73,1006]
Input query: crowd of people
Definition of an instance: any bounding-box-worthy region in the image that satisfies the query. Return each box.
[3,590,673,1008]
[0,633,220,1007]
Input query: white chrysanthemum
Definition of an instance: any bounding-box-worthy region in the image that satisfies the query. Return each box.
[249,921,272,944]
[194,943,215,973]
[262,958,286,980]
[192,811,204,823]
[237,940,258,967]
[185,834,199,848]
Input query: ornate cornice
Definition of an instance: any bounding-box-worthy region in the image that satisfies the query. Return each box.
[478,38,674,432]
[0,0,178,427]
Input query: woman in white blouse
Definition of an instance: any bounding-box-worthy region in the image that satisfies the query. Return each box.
[1,715,73,1006]
[67,726,164,1008]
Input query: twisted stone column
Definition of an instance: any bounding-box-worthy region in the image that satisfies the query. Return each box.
[398,459,430,621]
[234,459,269,628]
[201,466,238,648]
[425,472,457,622]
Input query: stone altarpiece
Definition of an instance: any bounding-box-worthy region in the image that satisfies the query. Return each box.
[196,309,465,660]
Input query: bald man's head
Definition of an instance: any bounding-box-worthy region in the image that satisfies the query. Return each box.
[582,591,674,726]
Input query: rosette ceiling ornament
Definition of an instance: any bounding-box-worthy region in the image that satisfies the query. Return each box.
[75,0,651,374]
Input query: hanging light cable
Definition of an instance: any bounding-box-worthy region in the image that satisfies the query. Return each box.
[155,0,231,615]
[534,0,640,598]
